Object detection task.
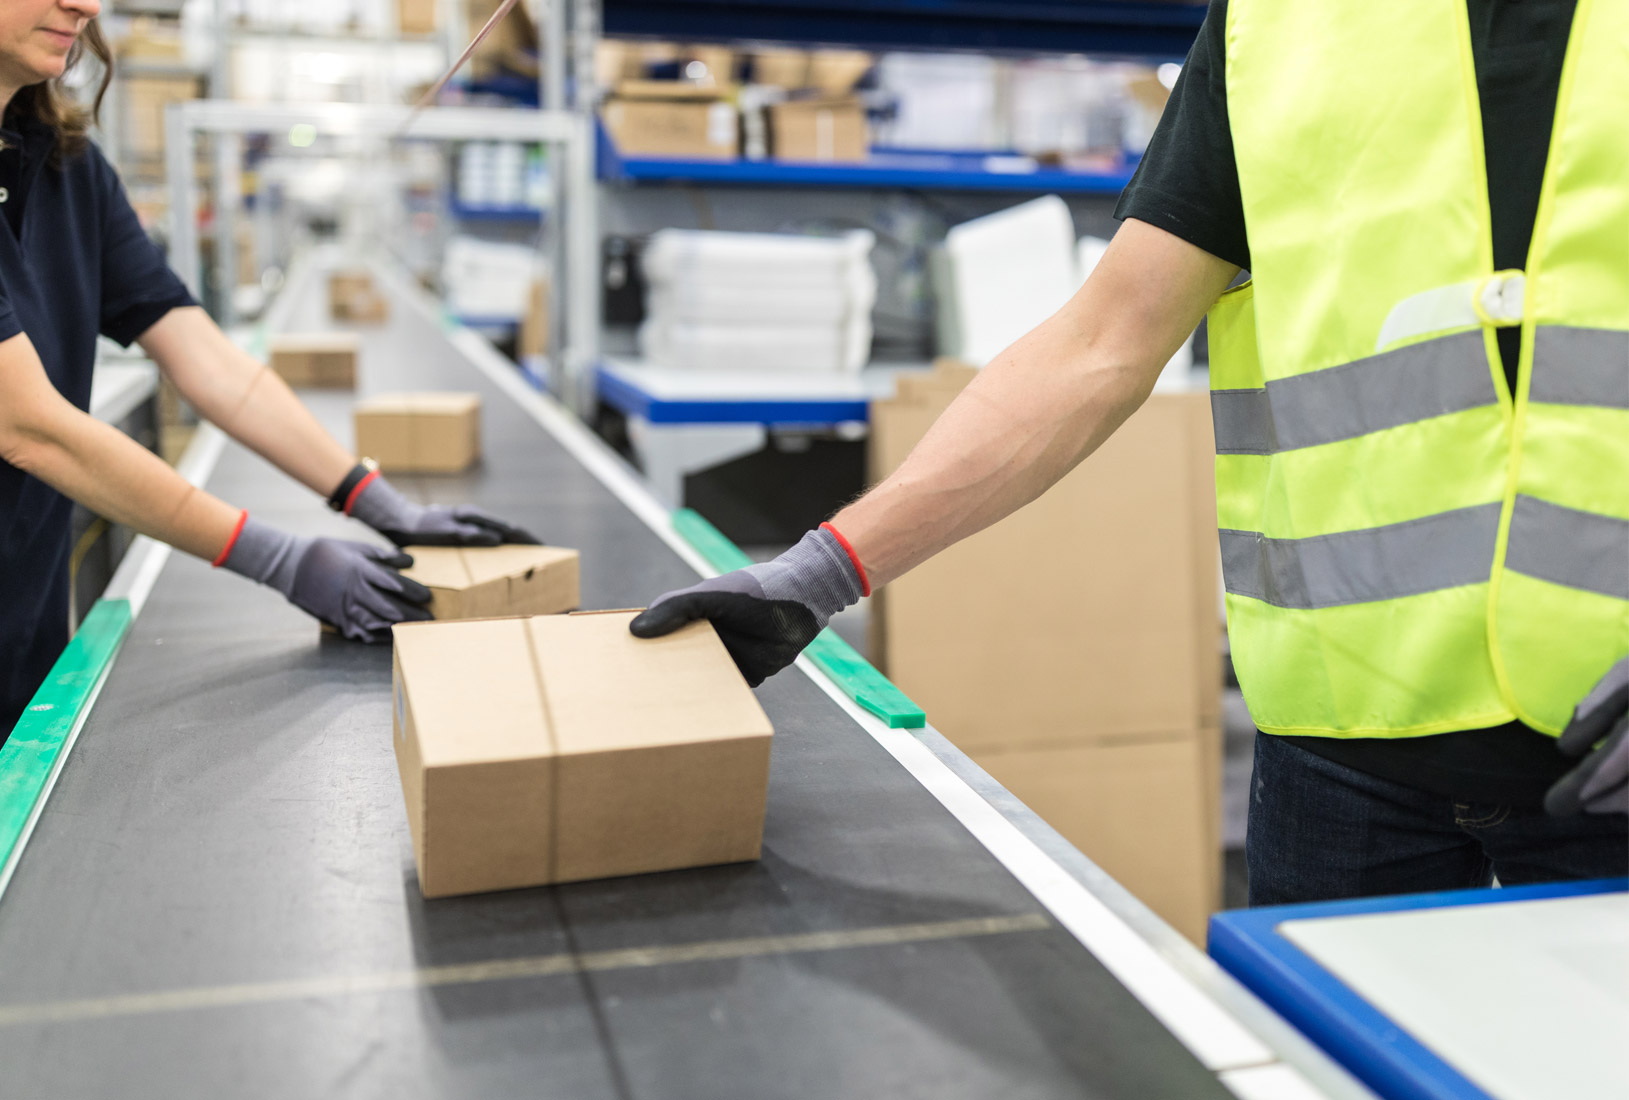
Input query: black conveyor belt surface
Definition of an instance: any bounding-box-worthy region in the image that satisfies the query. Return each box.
[0,268,1235,1099]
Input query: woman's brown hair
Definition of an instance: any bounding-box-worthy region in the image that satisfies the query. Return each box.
[9,17,113,165]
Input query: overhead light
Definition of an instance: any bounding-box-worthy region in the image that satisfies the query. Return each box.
[289,124,317,148]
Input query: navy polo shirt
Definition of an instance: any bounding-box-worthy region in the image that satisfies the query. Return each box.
[0,112,194,741]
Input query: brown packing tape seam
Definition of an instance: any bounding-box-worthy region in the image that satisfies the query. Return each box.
[521,618,562,883]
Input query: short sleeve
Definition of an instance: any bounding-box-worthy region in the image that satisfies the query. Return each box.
[1114,0,1251,271]
[0,287,21,345]
[93,145,196,346]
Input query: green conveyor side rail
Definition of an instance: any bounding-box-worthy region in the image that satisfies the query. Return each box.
[0,598,133,876]
[670,509,926,730]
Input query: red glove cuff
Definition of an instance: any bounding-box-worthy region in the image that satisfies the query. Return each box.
[820,522,871,597]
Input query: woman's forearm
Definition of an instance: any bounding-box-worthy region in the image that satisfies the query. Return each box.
[139,307,354,497]
[834,219,1239,588]
[0,334,239,560]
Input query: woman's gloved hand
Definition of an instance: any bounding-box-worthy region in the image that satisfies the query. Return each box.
[348,474,540,548]
[629,524,867,686]
[1545,656,1629,816]
[220,515,433,643]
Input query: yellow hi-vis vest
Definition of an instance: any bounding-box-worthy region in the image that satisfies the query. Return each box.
[1208,0,1629,738]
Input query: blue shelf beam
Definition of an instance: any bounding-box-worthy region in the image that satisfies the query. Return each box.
[599,128,1137,194]
[602,1,1206,59]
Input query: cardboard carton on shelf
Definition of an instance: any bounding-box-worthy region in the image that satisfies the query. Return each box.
[601,82,739,160]
[354,392,482,474]
[807,50,874,95]
[769,97,868,163]
[392,611,773,898]
[519,277,550,361]
[268,333,358,389]
[401,544,580,622]
[750,48,809,89]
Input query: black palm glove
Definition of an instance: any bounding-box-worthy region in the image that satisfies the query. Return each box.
[221,516,433,643]
[1546,657,1629,816]
[349,474,540,547]
[629,526,865,686]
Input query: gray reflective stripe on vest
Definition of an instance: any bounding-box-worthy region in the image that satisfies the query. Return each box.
[1529,326,1629,409]
[1219,503,1502,609]
[1505,495,1629,600]
[1212,330,1496,455]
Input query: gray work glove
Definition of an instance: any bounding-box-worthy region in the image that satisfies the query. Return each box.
[629,526,864,687]
[349,474,540,548]
[1546,656,1629,816]
[221,516,433,644]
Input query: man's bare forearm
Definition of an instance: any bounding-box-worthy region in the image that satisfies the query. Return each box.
[140,307,354,498]
[835,220,1239,587]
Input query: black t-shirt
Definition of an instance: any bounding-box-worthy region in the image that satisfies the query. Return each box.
[1116,0,1582,806]
[0,111,194,740]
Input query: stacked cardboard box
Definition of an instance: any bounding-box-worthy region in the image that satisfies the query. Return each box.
[392,612,774,897]
[601,81,739,159]
[397,0,437,35]
[869,363,1222,942]
[768,98,867,163]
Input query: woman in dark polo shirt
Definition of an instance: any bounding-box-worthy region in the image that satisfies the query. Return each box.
[0,3,537,740]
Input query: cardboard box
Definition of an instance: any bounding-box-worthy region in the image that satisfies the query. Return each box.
[329,271,390,324]
[519,277,550,361]
[401,544,580,621]
[122,75,201,162]
[602,83,739,159]
[975,733,1219,943]
[769,97,867,162]
[808,50,874,95]
[867,362,1223,940]
[398,0,438,35]
[868,365,1220,751]
[751,48,809,89]
[354,392,482,474]
[391,611,774,897]
[268,333,358,389]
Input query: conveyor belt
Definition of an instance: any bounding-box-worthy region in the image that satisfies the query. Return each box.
[0,258,1331,1099]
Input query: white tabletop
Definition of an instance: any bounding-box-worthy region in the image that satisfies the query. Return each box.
[1281,892,1629,1100]
[90,362,160,426]
[600,357,931,403]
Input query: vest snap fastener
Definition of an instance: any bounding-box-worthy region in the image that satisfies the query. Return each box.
[0,187,10,203]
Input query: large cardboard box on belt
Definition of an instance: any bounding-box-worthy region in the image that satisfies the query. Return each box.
[601,81,739,160]
[268,333,357,389]
[402,544,580,621]
[391,611,774,897]
[354,392,482,474]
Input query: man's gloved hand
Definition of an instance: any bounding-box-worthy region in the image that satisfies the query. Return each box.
[220,515,433,643]
[1545,656,1629,816]
[348,474,540,548]
[629,524,866,686]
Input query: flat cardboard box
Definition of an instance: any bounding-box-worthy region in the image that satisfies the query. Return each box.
[354,392,483,474]
[268,333,358,390]
[402,544,579,621]
[974,733,1219,944]
[868,364,1220,752]
[770,97,867,162]
[391,611,773,897]
[602,83,739,159]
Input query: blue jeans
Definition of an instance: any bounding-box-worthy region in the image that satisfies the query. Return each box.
[1246,733,1629,906]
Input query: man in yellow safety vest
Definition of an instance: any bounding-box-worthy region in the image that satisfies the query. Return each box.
[635,0,1627,904]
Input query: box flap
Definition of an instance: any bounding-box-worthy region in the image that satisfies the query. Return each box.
[355,391,481,415]
[401,546,473,590]
[459,545,577,587]
[614,80,732,101]
[529,612,772,755]
[392,618,553,766]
